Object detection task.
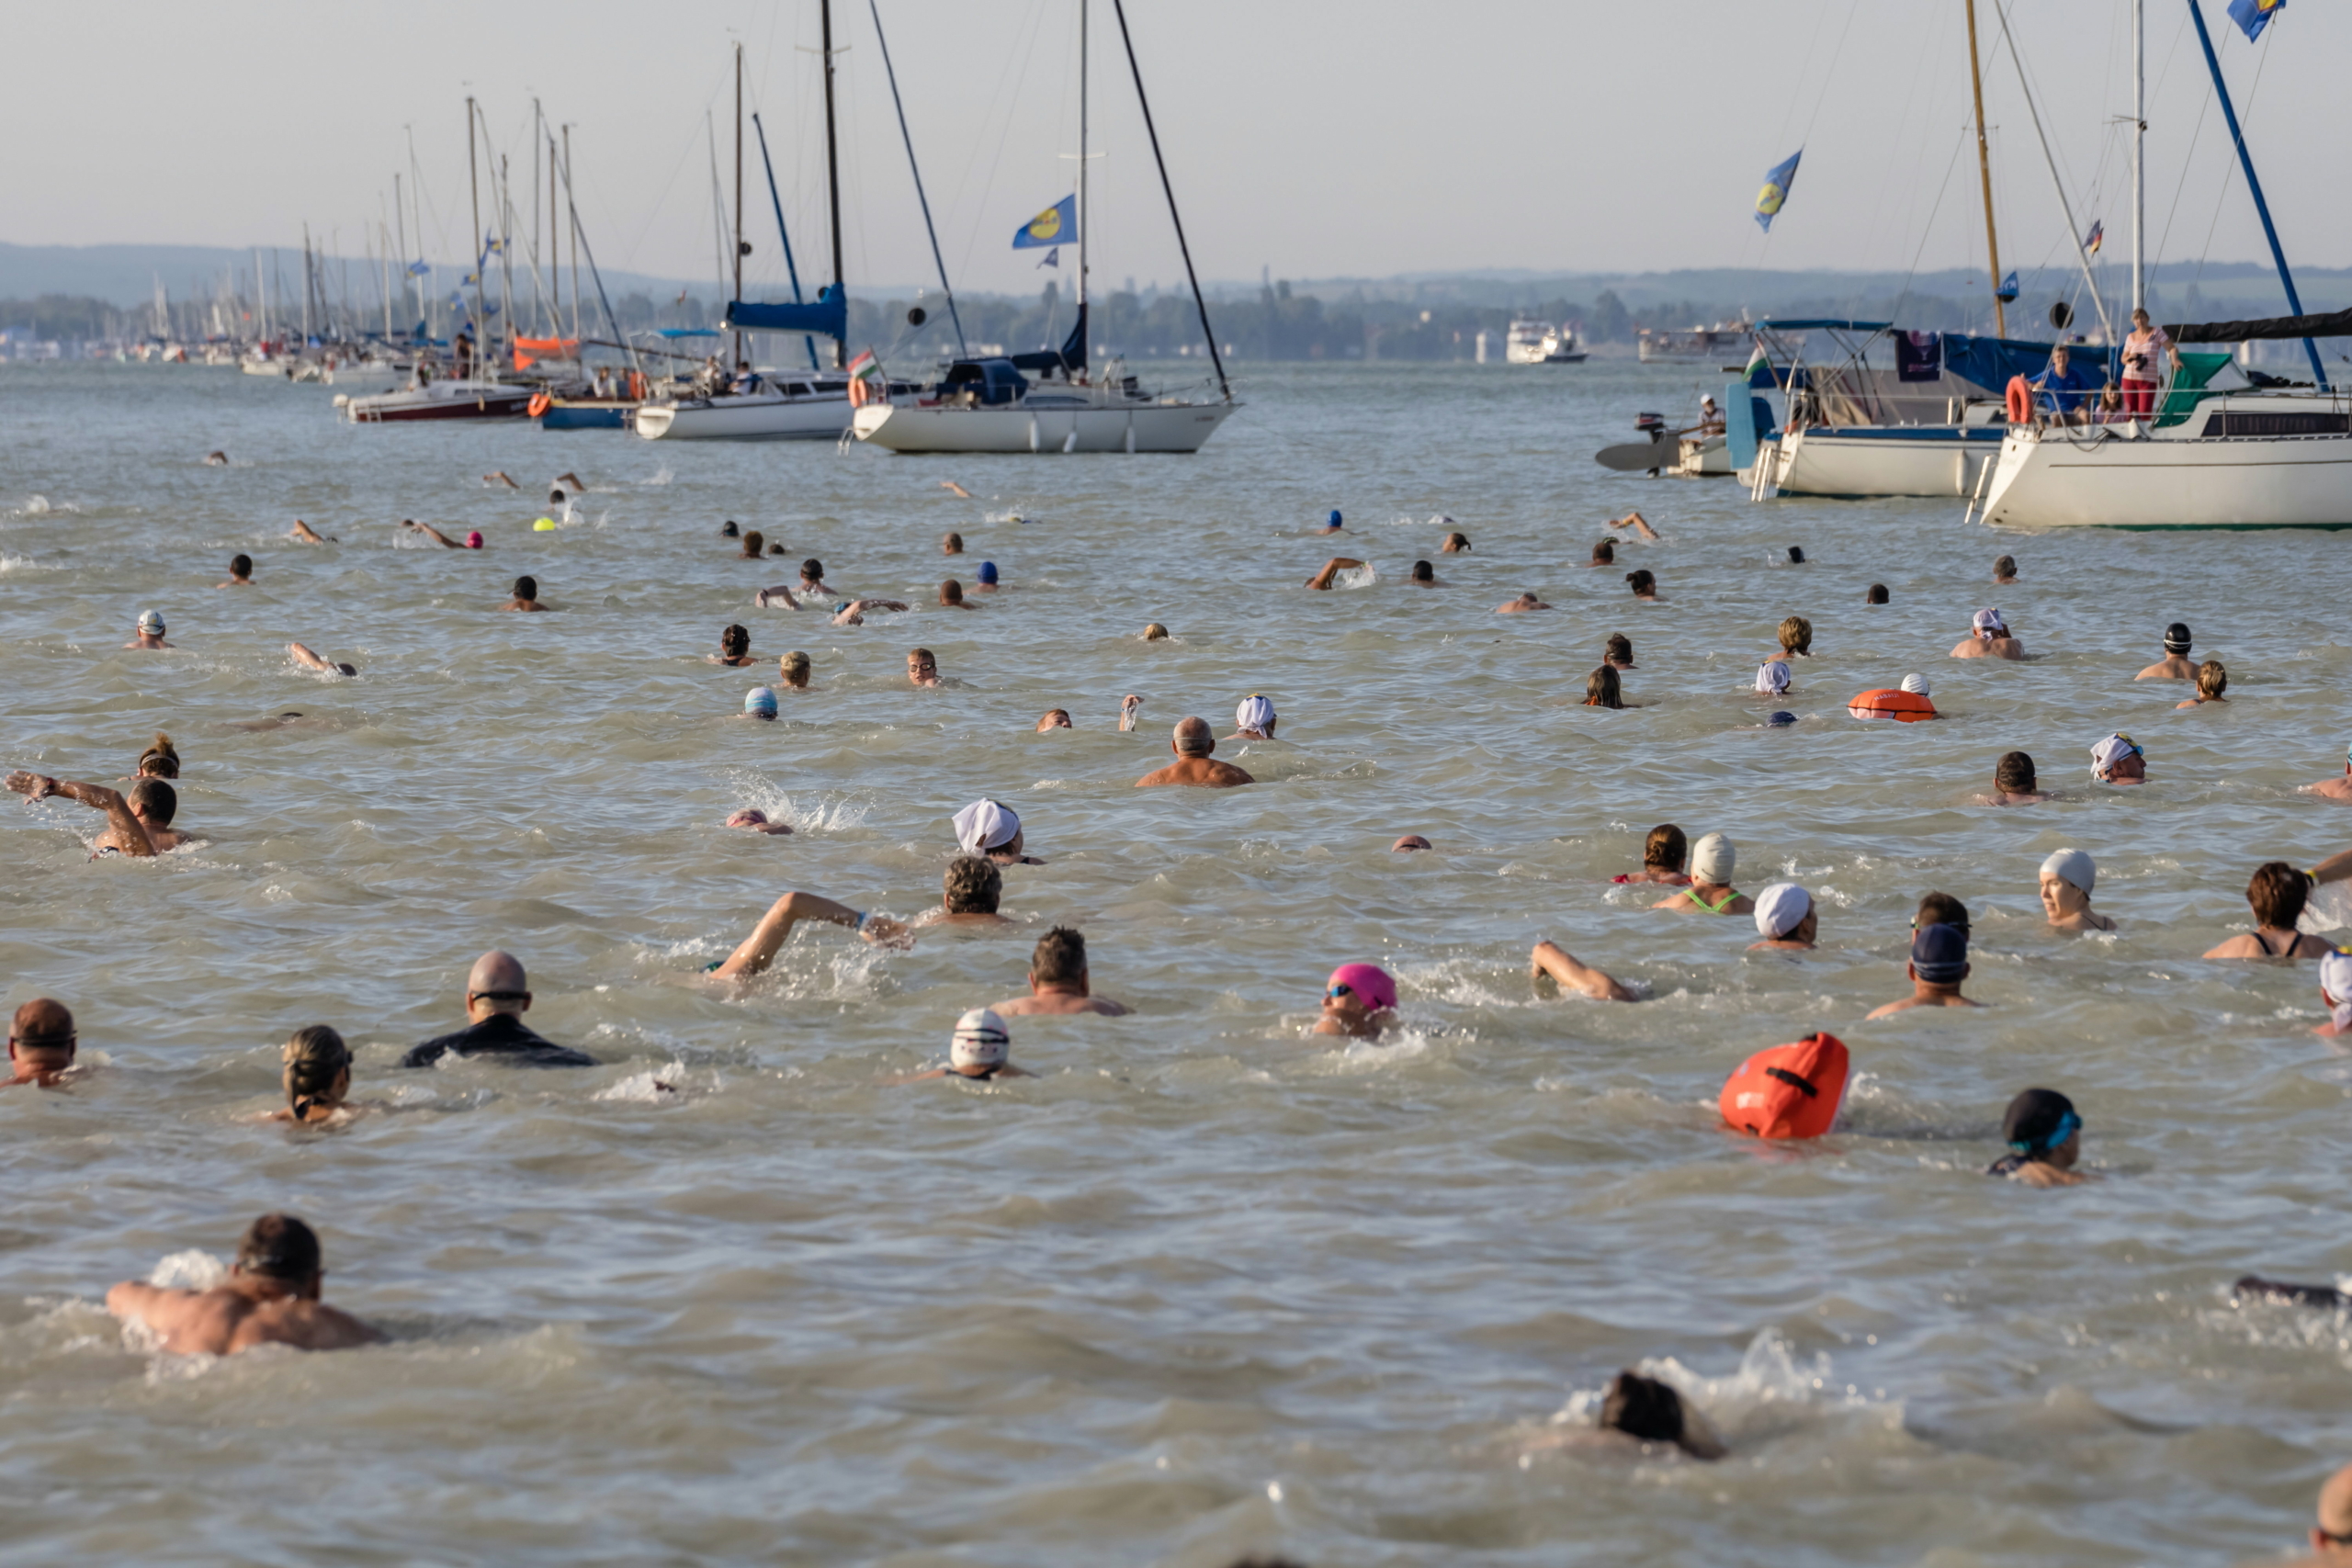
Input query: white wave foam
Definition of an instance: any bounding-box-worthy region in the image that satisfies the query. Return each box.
[148,1248,228,1291]
[0,553,44,573]
[592,1063,698,1103]
[718,774,872,834]
[1551,1327,1902,1444]
[984,508,1029,525]
[641,466,673,486]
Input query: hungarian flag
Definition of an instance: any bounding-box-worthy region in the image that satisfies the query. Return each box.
[846,349,885,407]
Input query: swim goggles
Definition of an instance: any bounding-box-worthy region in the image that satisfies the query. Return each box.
[2008,1109,2081,1157]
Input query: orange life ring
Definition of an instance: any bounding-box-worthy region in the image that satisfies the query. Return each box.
[848,376,869,409]
[527,391,551,419]
[2005,375,2033,424]
[1847,688,1938,722]
[1720,1032,1849,1140]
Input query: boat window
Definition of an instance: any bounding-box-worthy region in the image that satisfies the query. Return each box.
[2207,410,2349,437]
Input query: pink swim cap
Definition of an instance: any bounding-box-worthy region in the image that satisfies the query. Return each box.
[1326,963,1397,1012]
[466,530,483,548]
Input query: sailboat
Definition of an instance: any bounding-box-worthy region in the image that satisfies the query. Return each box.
[1974,0,2352,529]
[852,0,1240,456]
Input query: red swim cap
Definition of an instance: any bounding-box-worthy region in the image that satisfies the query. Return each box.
[1326,963,1397,1012]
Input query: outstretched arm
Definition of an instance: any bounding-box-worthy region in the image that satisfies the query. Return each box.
[755,585,800,610]
[1305,558,1365,590]
[1609,512,1659,540]
[1531,940,1634,1001]
[2312,848,2352,886]
[288,642,331,672]
[712,890,909,978]
[6,773,153,856]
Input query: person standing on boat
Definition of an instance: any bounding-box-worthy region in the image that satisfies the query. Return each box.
[2029,344,2099,424]
[2119,309,2182,421]
[452,330,474,380]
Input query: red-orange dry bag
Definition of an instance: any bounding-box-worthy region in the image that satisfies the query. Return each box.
[1719,1032,1849,1140]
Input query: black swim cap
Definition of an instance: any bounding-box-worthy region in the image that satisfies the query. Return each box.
[1768,711,1796,727]
[1600,1371,1686,1445]
[1788,546,1805,563]
[2164,622,2191,653]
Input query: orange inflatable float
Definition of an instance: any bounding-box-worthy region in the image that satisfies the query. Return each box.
[526,391,552,419]
[1719,1032,1850,1140]
[1848,688,1937,722]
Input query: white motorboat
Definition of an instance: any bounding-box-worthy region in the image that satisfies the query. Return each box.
[1540,324,1588,363]
[636,374,854,441]
[1505,321,1552,365]
[340,377,536,423]
[1768,417,2011,498]
[1638,325,1747,364]
[854,363,1238,454]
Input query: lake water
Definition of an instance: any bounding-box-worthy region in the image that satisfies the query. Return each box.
[5,358,2352,1565]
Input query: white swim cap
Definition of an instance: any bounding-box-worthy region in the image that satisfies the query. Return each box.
[1236,694,1277,733]
[2090,733,2142,778]
[137,610,164,635]
[1690,831,1736,886]
[951,1008,1010,1070]
[743,686,778,716]
[951,798,1021,853]
[2040,848,2096,895]
[1900,672,1931,696]
[1754,660,1791,695]
[1753,882,1812,940]
[2321,951,2352,1029]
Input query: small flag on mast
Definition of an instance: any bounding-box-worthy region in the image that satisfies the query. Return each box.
[1995,271,2020,303]
[2083,220,2104,257]
[1012,196,1078,251]
[2228,0,2284,43]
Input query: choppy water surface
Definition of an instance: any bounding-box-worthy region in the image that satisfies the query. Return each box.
[6,359,2352,1564]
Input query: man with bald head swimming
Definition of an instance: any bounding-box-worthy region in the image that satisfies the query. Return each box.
[7,998,77,1086]
[399,951,594,1067]
[1136,718,1254,787]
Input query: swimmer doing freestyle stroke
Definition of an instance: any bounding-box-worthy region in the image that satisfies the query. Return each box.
[6,770,184,855]
[107,1214,383,1355]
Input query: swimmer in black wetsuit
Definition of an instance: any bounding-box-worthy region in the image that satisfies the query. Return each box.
[893,1008,1032,1083]
[399,951,594,1068]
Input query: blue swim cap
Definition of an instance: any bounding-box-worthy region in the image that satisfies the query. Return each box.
[977,561,999,584]
[744,686,778,717]
[1327,509,1342,526]
[1768,711,1797,727]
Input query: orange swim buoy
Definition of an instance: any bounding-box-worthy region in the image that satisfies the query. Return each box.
[1847,688,1937,722]
[527,391,552,419]
[1720,1032,1849,1140]
[2005,375,2033,424]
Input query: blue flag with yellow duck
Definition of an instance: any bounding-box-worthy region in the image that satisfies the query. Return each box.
[1012,195,1079,251]
[1755,151,1801,233]
[2229,0,2283,42]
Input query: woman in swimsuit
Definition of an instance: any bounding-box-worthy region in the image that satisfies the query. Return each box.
[1654,832,1752,915]
[2203,862,2335,959]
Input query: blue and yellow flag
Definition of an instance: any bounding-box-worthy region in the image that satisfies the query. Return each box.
[1754,151,1801,233]
[2228,0,2283,42]
[1012,195,1078,251]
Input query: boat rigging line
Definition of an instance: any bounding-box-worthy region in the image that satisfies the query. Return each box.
[869,0,965,356]
[1993,0,2111,344]
[1109,0,1227,401]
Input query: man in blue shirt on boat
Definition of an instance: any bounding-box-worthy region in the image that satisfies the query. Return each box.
[2030,344,2101,423]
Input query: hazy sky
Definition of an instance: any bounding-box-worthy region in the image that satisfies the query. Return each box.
[8,1,2348,297]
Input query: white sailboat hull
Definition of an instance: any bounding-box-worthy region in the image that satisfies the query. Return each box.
[853,399,1238,454]
[1979,395,2352,529]
[1772,425,2008,498]
[634,389,854,441]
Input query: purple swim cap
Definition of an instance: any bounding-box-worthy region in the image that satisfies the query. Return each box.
[465,530,483,549]
[1326,963,1397,1012]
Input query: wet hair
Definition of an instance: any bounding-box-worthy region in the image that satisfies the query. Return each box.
[230,554,253,580]
[282,1025,351,1120]
[910,647,936,670]
[1787,546,1806,563]
[1994,554,2017,579]
[1032,926,1088,986]
[1643,823,1688,872]
[1994,750,2037,793]
[1866,583,1890,604]
[236,1213,322,1283]
[1777,615,1813,656]
[1600,1371,1698,1452]
[1605,632,1634,665]
[768,542,786,556]
[941,580,965,604]
[2248,861,2312,929]
[1442,531,1470,551]
[2196,658,2227,699]
[138,733,180,779]
[1410,560,1434,581]
[741,530,764,557]
[2164,621,2192,654]
[779,650,810,685]
[1590,538,1615,565]
[129,778,177,826]
[722,521,740,537]
[1625,569,1657,597]
[9,997,75,1052]
[944,855,1002,915]
[2001,1088,2078,1160]
[801,558,823,581]
[943,532,964,553]
[1916,890,1969,933]
[1143,623,1170,639]
[720,624,750,659]
[1584,665,1624,709]
[513,575,538,601]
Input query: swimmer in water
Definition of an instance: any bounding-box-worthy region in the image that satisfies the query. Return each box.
[204,450,228,466]
[548,487,566,508]
[1985,1088,2087,1187]
[272,1026,353,1123]
[1408,560,1442,586]
[1625,569,1660,601]
[2177,659,2227,707]
[288,642,358,678]
[831,598,908,626]
[1983,750,2050,806]
[1314,963,1398,1036]
[1609,511,1660,541]
[1498,592,1554,614]
[2136,622,2200,681]
[502,575,548,612]
[1785,546,1806,564]
[725,807,793,835]
[1606,633,1635,671]
[1777,616,1813,659]
[907,648,942,688]
[778,650,811,690]
[1037,708,1072,731]
[938,580,978,610]
[1654,832,1751,915]
[107,1214,384,1355]
[2089,733,2144,785]
[1748,883,1817,950]
[2203,862,2335,958]
[126,609,170,649]
[710,625,754,667]
[737,529,766,559]
[1142,623,1170,640]
[1230,695,1277,740]
[973,561,1001,592]
[1866,583,1890,604]
[1754,660,1792,699]
[752,583,800,610]
[910,856,1014,931]
[941,480,974,500]
[6,772,184,854]
[1305,557,1366,590]
[2315,950,2352,1036]
[2306,739,2352,803]
[288,520,334,544]
[400,951,595,1066]
[1865,922,1983,1018]
[798,559,834,598]
[1319,509,1346,534]
[219,554,254,588]
[1529,942,1635,1000]
[991,927,1129,1016]
[1119,694,1143,731]
[1585,666,1631,707]
[483,471,520,489]
[400,521,476,549]
[2310,1462,2352,1557]
[894,1008,1032,1083]
[1441,531,1470,553]
[954,798,1044,865]
[6,998,77,1087]
[1600,1371,1725,1458]
[1994,554,2018,584]
[942,531,965,555]
[1951,607,2026,660]
[553,472,585,494]
[1614,824,1690,886]
[722,522,740,538]
[1589,539,1616,568]
[708,891,911,979]
[135,735,178,780]
[2038,849,2114,931]
[1393,835,1431,852]
[1136,718,1254,788]
[741,687,779,721]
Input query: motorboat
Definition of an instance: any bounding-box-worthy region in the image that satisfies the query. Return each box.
[1505,321,1552,365]
[1540,324,1588,363]
[1638,325,1747,365]
[340,376,536,423]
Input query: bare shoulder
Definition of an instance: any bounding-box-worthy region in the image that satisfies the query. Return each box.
[231,1298,383,1352]
[2202,935,2257,958]
[1864,998,1917,1020]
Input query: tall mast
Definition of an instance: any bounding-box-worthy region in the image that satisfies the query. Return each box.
[549,122,562,341]
[2132,0,2144,313]
[1109,0,1229,400]
[467,96,486,375]
[393,173,408,331]
[1994,1,2109,344]
[821,0,845,368]
[499,152,516,362]
[565,125,582,342]
[733,41,745,369]
[868,0,966,355]
[1965,0,2006,338]
[1077,0,1089,319]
